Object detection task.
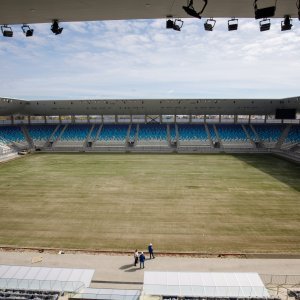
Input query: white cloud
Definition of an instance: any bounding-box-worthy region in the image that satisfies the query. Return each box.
[0,18,299,99]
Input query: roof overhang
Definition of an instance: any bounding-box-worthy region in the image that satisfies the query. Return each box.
[0,0,298,25]
[0,97,299,116]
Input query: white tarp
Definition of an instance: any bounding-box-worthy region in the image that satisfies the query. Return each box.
[143,272,270,298]
[0,265,94,292]
[73,288,141,300]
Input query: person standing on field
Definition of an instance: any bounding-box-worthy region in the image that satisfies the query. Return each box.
[134,249,139,266]
[139,252,145,269]
[148,243,155,259]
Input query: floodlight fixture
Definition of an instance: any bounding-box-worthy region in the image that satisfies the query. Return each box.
[166,16,184,31]
[259,18,271,31]
[204,18,216,31]
[21,24,34,37]
[166,19,174,29]
[228,18,238,31]
[281,15,293,31]
[173,19,184,31]
[254,0,277,19]
[182,0,208,19]
[1,25,13,37]
[51,20,63,35]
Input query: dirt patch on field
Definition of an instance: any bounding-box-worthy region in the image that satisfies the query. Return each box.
[1,246,300,259]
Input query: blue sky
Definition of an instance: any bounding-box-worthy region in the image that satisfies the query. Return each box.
[0,18,300,100]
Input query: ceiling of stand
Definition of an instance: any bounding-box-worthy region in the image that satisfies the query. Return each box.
[0,0,297,25]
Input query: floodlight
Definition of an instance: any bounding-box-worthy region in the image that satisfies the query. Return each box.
[182,0,208,19]
[166,17,184,31]
[259,18,271,31]
[228,18,238,31]
[173,19,184,31]
[1,25,13,37]
[166,19,174,29]
[254,0,276,19]
[21,24,34,37]
[204,18,216,31]
[281,15,292,31]
[51,20,63,35]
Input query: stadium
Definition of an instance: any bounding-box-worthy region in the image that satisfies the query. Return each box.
[1,1,300,300]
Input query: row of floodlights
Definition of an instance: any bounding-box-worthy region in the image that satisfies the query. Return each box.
[0,20,63,37]
[166,16,293,32]
[167,0,296,32]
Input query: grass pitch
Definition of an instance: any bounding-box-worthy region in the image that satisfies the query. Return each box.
[0,153,299,254]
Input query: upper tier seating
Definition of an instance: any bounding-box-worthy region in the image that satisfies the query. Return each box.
[56,124,91,147]
[0,126,26,145]
[129,124,137,143]
[95,124,128,146]
[137,123,168,147]
[89,124,100,141]
[27,125,56,147]
[216,124,252,148]
[252,124,283,147]
[243,125,258,142]
[207,125,218,143]
[178,124,209,146]
[284,125,300,144]
[169,124,177,142]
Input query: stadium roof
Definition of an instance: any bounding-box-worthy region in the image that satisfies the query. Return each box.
[143,271,270,298]
[0,97,300,116]
[0,0,298,25]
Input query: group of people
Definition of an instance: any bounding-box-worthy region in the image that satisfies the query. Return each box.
[134,243,155,269]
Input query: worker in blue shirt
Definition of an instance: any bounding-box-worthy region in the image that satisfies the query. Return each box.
[139,252,145,269]
[148,243,155,259]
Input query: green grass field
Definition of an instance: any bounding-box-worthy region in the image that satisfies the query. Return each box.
[0,153,299,254]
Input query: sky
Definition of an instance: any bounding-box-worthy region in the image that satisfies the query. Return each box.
[0,18,300,100]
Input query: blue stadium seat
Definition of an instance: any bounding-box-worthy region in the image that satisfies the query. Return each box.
[98,124,128,142]
[0,126,25,144]
[169,124,177,142]
[208,125,217,142]
[60,124,91,141]
[138,124,167,140]
[137,123,168,146]
[178,124,208,142]
[27,125,56,142]
[216,124,248,142]
[285,125,300,143]
[253,124,283,143]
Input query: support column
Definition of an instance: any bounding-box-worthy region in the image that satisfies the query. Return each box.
[144,115,147,123]
[44,116,47,124]
[28,116,31,125]
[11,115,14,125]
[71,115,75,124]
[101,114,103,124]
[174,115,177,124]
[264,115,267,124]
[248,115,251,124]
[234,115,238,124]
[130,114,133,124]
[87,115,90,123]
[219,115,221,123]
[189,114,192,124]
[159,115,162,124]
[204,114,207,124]
[115,115,118,124]
[59,115,62,124]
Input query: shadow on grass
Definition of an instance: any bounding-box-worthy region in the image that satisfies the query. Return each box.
[234,154,300,192]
